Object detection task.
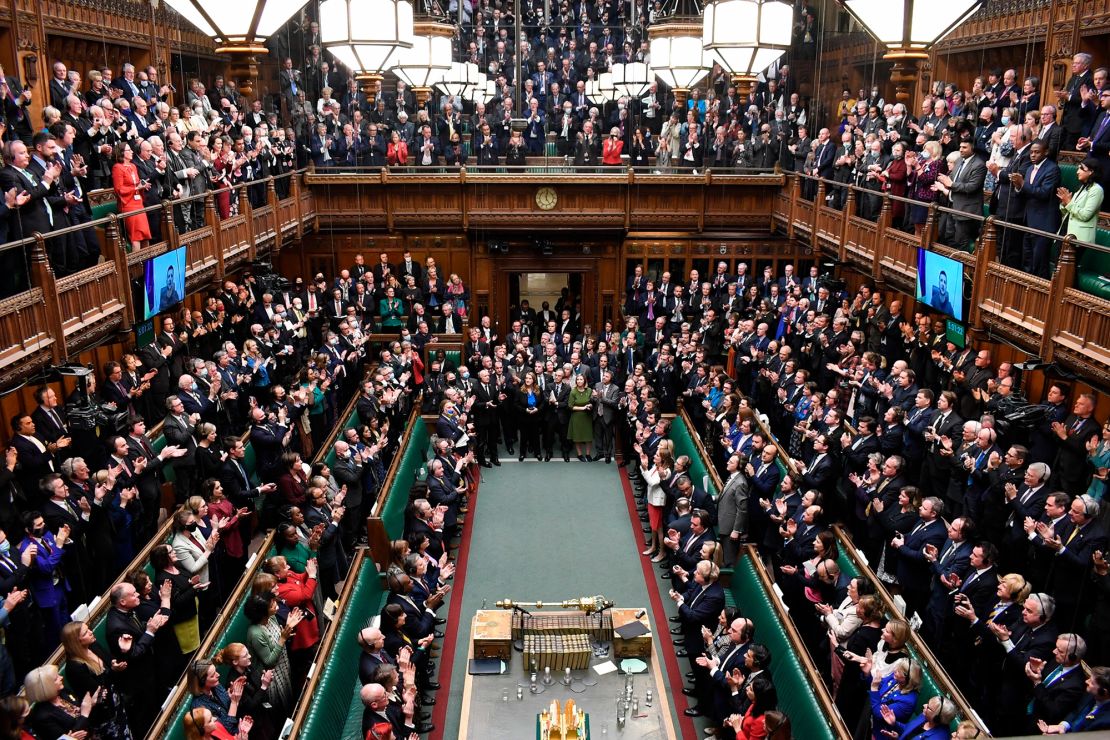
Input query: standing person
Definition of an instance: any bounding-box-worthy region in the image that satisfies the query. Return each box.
[513,371,545,461]
[60,620,132,739]
[244,593,303,714]
[640,445,674,561]
[591,369,620,463]
[112,142,151,251]
[717,453,750,567]
[18,512,69,648]
[568,373,595,461]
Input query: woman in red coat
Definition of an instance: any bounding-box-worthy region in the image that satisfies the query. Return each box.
[265,554,320,686]
[725,675,778,740]
[112,142,151,250]
[602,126,625,166]
[387,130,408,166]
[883,141,908,228]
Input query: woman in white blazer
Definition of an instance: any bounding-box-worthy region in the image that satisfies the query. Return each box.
[170,508,219,629]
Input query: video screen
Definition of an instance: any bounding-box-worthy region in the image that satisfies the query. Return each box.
[142,247,186,320]
[916,248,964,323]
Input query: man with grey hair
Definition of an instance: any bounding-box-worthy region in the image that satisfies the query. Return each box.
[1060,52,1094,149]
[1036,493,1107,630]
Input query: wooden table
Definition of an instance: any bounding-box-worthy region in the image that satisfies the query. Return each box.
[460,609,678,739]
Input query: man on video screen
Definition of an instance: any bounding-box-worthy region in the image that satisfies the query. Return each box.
[158,264,181,312]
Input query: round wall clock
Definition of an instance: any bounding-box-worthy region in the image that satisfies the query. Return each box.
[535,187,558,210]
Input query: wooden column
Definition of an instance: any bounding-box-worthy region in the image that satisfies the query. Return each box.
[30,236,64,364]
[786,173,799,240]
[967,217,996,331]
[1041,236,1077,363]
[839,189,854,263]
[104,215,132,331]
[812,180,825,253]
[207,193,224,282]
[291,173,304,241]
[240,187,255,261]
[268,177,281,254]
[873,194,892,285]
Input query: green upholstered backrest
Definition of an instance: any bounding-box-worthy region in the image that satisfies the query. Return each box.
[380,417,430,540]
[1078,228,1110,299]
[298,559,388,739]
[444,350,462,368]
[1059,163,1080,193]
[730,555,837,740]
[669,415,718,496]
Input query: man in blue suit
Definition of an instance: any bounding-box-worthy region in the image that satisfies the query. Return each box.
[1015,140,1061,278]
[1038,665,1110,733]
[669,560,725,718]
[921,516,974,645]
[18,511,69,647]
[891,496,949,619]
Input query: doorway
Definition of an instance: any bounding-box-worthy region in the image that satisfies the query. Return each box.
[508,272,583,318]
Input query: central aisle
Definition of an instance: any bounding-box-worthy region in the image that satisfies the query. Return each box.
[435,459,683,738]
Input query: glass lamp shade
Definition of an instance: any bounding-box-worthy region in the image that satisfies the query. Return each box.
[435,61,480,98]
[320,0,414,74]
[463,73,488,102]
[165,0,310,49]
[598,72,617,102]
[650,34,709,90]
[702,0,792,77]
[585,79,602,102]
[840,0,984,53]
[393,25,454,88]
[478,79,500,105]
[612,62,653,100]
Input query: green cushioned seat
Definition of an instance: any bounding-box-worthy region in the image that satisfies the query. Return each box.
[1059,163,1080,193]
[1077,228,1110,299]
[380,418,430,540]
[444,350,461,369]
[298,559,389,740]
[669,416,718,496]
[729,555,836,740]
[545,140,558,157]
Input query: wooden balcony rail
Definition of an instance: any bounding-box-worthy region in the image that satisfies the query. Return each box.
[0,171,315,383]
[774,172,1110,387]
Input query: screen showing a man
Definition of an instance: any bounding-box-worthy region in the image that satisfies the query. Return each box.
[916,248,963,322]
[158,265,180,312]
[930,270,954,316]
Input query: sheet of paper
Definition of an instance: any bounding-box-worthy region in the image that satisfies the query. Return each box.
[592,660,618,675]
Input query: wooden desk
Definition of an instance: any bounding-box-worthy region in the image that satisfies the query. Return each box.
[460,609,677,739]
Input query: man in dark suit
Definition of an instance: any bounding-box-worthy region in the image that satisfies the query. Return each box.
[921,517,974,645]
[1082,88,1110,190]
[545,368,572,462]
[813,128,836,181]
[1003,462,1052,567]
[8,415,59,505]
[695,618,755,725]
[105,581,170,737]
[412,125,441,166]
[1051,393,1101,495]
[793,433,836,499]
[937,137,988,248]
[1041,666,1110,733]
[1041,494,1107,630]
[669,560,726,718]
[248,405,290,484]
[994,592,1059,735]
[990,124,1033,268]
[1014,140,1060,278]
[1025,633,1089,732]
[891,496,949,618]
[1058,53,1094,151]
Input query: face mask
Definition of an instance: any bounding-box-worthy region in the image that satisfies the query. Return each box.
[32,527,45,538]
[329,338,339,346]
[191,383,199,392]
[920,150,930,160]
[1000,116,1010,126]
[0,540,10,555]
[198,368,208,378]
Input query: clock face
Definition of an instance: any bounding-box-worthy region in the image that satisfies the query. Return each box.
[536,187,558,210]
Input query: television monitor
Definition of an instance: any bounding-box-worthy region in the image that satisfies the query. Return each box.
[916,248,964,323]
[142,247,186,320]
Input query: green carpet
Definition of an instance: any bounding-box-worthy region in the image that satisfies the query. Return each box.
[439,458,681,738]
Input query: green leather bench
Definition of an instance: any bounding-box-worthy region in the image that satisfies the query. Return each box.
[296,557,388,740]
[380,417,430,540]
[1079,227,1110,300]
[669,415,719,496]
[731,553,840,740]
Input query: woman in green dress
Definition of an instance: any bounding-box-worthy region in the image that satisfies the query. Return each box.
[567,373,595,461]
[379,286,404,329]
[243,593,303,714]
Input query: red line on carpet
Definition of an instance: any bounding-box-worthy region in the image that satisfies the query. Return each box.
[429,467,480,740]
[616,464,699,740]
